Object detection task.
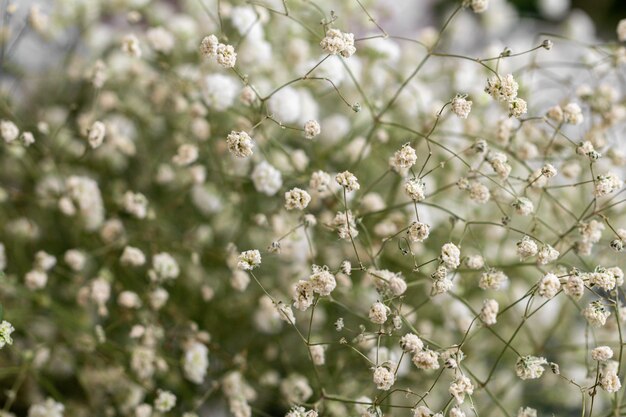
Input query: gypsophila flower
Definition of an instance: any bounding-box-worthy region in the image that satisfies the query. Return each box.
[309,345,325,366]
[335,171,360,192]
[441,242,461,269]
[479,269,508,290]
[563,102,583,125]
[452,95,472,118]
[252,161,283,196]
[123,191,149,219]
[517,236,538,260]
[592,346,614,361]
[449,375,474,404]
[121,34,141,57]
[464,0,489,13]
[546,105,563,122]
[407,222,430,243]
[508,97,528,118]
[154,390,176,412]
[182,341,209,384]
[0,120,18,143]
[284,188,311,210]
[226,131,254,158]
[480,299,499,326]
[27,398,64,417]
[200,34,219,57]
[537,244,559,265]
[590,269,616,291]
[369,301,389,324]
[87,121,105,148]
[517,407,537,417]
[237,250,261,270]
[173,144,199,166]
[594,172,623,197]
[309,265,336,296]
[293,280,314,311]
[413,406,434,417]
[320,28,356,58]
[486,151,512,179]
[146,26,175,53]
[450,407,466,417]
[538,273,561,298]
[121,246,146,266]
[216,43,237,68]
[150,252,179,281]
[601,369,621,393]
[25,269,47,290]
[405,177,426,201]
[280,374,313,404]
[372,365,395,390]
[400,333,424,354]
[309,170,331,195]
[412,349,440,370]
[583,301,611,327]
[19,131,35,146]
[485,74,519,102]
[333,210,359,240]
[512,197,534,216]
[468,181,490,204]
[390,143,417,171]
[564,275,585,300]
[465,254,484,270]
[0,321,14,349]
[303,120,321,139]
[515,355,548,380]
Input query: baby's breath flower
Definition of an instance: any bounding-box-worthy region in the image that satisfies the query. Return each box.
[405,177,426,201]
[332,210,358,240]
[564,275,584,300]
[449,375,474,404]
[154,390,176,412]
[512,197,534,216]
[517,236,538,260]
[121,246,146,266]
[412,349,440,370]
[284,188,311,210]
[465,254,484,270]
[123,191,149,219]
[583,301,611,327]
[479,269,508,290]
[121,34,141,57]
[200,34,219,57]
[485,74,519,102]
[508,97,528,118]
[480,299,499,326]
[0,120,19,143]
[400,333,424,354]
[464,0,489,13]
[173,144,199,166]
[320,28,356,58]
[252,161,283,196]
[0,321,14,349]
[546,105,563,123]
[538,272,561,298]
[27,398,64,417]
[216,43,237,68]
[515,355,548,380]
[594,172,623,197]
[335,171,360,192]
[441,242,461,269]
[390,143,417,171]
[451,95,472,119]
[303,120,320,139]
[592,346,614,361]
[517,407,537,417]
[563,102,583,125]
[369,301,389,324]
[182,341,209,384]
[226,131,254,158]
[372,365,395,390]
[237,250,261,270]
[407,222,430,243]
[309,265,336,296]
[537,244,559,265]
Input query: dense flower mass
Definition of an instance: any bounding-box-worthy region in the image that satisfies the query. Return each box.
[0,1,625,416]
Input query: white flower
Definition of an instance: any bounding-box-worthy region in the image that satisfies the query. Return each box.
[515,355,548,380]
[468,181,490,204]
[412,349,440,370]
[293,280,314,311]
[441,243,461,269]
[538,272,561,298]
[508,97,528,118]
[216,43,237,68]
[309,265,336,296]
[309,170,331,195]
[183,341,209,384]
[284,188,311,210]
[146,27,175,53]
[592,346,614,362]
[480,299,499,326]
[466,0,489,13]
[600,369,621,393]
[0,120,18,143]
[485,74,519,102]
[479,269,508,290]
[407,222,430,243]
[123,191,149,219]
[465,255,484,270]
[452,95,472,118]
[173,144,199,166]
[309,345,325,366]
[0,321,14,349]
[226,131,254,158]
[564,275,584,300]
[280,374,313,404]
[594,173,623,197]
[546,105,563,122]
[203,74,239,111]
[151,252,180,281]
[252,161,283,196]
[512,197,534,216]
[332,210,358,240]
[618,19,626,42]
[369,301,389,324]
[335,171,360,192]
[372,365,395,390]
[121,246,146,267]
[405,178,426,201]
[563,102,583,125]
[303,120,320,139]
[238,250,261,270]
[583,301,610,327]
[87,121,106,148]
[25,270,47,290]
[27,398,64,417]
[122,34,141,57]
[320,28,356,58]
[400,333,424,354]
[517,407,537,417]
[537,244,559,265]
[154,390,176,412]
[516,236,538,260]
[200,34,219,57]
[449,375,474,404]
[390,143,417,171]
